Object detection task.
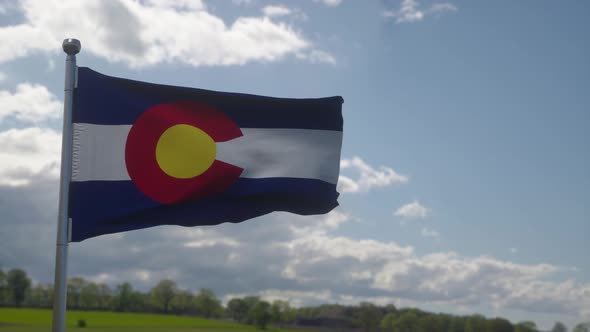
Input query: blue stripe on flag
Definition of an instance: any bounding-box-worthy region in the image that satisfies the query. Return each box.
[69,178,339,242]
[73,67,343,131]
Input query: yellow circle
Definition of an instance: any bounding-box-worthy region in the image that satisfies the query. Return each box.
[155,124,216,179]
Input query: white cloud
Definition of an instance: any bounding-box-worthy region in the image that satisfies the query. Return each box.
[0,81,62,186]
[296,49,336,65]
[232,0,254,6]
[314,0,342,7]
[429,3,458,14]
[339,156,408,193]
[0,23,55,65]
[184,237,239,248]
[262,5,291,17]
[383,0,457,24]
[1,180,589,320]
[370,252,568,309]
[262,5,308,22]
[0,72,5,82]
[0,127,61,186]
[46,59,55,72]
[420,227,439,239]
[384,0,423,23]
[0,83,62,122]
[144,0,206,11]
[0,0,334,67]
[394,200,428,219]
[499,280,590,318]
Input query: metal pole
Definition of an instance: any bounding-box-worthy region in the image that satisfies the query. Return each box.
[52,38,80,332]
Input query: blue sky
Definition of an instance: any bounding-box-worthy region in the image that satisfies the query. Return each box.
[0,0,588,329]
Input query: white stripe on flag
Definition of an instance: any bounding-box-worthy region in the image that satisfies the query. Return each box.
[72,124,342,184]
[72,124,131,181]
[216,128,342,184]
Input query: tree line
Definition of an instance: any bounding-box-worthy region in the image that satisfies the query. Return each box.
[1,268,589,332]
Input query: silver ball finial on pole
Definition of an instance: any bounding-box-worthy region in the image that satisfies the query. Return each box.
[62,38,81,55]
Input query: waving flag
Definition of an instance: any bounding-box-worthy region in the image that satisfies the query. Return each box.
[69,68,343,241]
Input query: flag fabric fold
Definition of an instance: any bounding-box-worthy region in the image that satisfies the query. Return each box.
[69,67,343,242]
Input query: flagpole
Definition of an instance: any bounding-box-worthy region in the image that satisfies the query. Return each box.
[52,38,80,332]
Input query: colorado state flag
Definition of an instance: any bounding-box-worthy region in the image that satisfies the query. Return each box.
[69,68,343,241]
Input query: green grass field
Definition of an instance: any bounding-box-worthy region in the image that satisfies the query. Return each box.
[0,308,301,332]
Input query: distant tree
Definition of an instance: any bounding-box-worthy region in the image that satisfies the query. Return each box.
[170,290,195,314]
[270,300,293,327]
[95,283,112,310]
[515,321,538,332]
[418,314,437,332]
[486,317,514,332]
[0,270,8,305]
[391,310,423,332]
[150,279,177,313]
[437,314,453,331]
[465,315,487,332]
[249,300,271,330]
[194,288,222,318]
[573,323,590,332]
[243,296,262,324]
[7,269,31,306]
[270,300,283,324]
[381,312,398,331]
[356,302,382,332]
[114,282,134,312]
[317,303,346,318]
[130,290,148,312]
[29,283,52,308]
[384,304,398,316]
[243,296,261,309]
[448,316,466,332]
[67,277,87,309]
[80,282,100,309]
[283,306,298,326]
[296,305,320,319]
[552,322,568,332]
[419,314,450,332]
[227,298,249,322]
